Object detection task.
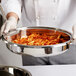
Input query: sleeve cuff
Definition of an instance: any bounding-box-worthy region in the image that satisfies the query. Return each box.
[1,0,21,19]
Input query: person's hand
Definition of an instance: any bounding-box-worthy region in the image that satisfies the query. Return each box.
[1,16,17,35]
[72,25,76,39]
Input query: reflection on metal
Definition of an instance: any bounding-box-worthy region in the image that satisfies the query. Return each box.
[62,43,69,51]
[0,66,32,76]
[45,48,52,54]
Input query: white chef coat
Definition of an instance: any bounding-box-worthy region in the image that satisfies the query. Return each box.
[1,0,76,33]
[1,0,76,65]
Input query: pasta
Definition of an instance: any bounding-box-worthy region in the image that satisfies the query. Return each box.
[12,29,70,46]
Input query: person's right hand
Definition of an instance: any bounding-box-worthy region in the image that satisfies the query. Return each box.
[1,16,17,35]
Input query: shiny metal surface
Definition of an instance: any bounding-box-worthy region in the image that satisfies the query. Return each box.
[2,26,73,57]
[0,66,32,76]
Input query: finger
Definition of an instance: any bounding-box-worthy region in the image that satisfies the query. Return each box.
[9,25,17,31]
[72,38,76,45]
[72,25,76,39]
[73,35,76,39]
[4,23,17,33]
[4,23,11,33]
[1,22,6,35]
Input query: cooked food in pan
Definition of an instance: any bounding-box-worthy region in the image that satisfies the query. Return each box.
[11,29,70,46]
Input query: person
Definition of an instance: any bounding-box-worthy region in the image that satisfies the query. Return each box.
[1,0,76,65]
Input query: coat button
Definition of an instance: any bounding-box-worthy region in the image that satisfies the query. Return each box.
[36,16,40,19]
[53,0,58,3]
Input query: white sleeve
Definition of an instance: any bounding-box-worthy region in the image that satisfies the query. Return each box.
[1,0,21,19]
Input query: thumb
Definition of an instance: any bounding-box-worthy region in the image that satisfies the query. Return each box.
[4,22,11,33]
[1,22,6,35]
[72,25,76,39]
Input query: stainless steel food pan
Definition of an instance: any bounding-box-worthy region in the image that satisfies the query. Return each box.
[2,26,73,57]
[0,66,32,76]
